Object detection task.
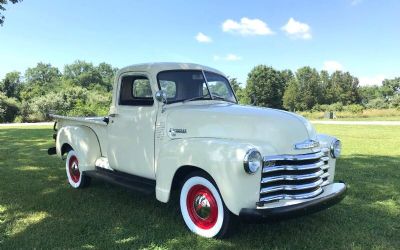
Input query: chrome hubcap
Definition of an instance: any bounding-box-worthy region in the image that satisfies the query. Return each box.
[193,194,211,219]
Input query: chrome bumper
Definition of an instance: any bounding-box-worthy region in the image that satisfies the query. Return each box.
[239,182,347,222]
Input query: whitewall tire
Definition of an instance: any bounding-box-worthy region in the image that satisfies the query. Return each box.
[65,150,90,188]
[180,172,232,238]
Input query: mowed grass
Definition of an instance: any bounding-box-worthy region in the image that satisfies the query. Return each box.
[0,125,399,249]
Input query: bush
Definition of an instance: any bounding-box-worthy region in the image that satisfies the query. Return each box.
[366,98,389,109]
[30,92,70,121]
[389,95,400,109]
[0,92,20,123]
[343,104,364,114]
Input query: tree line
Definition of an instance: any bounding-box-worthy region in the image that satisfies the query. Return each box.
[232,65,399,113]
[0,61,399,123]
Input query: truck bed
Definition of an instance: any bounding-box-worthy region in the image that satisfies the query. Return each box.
[51,114,109,157]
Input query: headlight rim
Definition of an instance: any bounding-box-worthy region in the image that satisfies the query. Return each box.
[330,139,341,158]
[244,148,262,174]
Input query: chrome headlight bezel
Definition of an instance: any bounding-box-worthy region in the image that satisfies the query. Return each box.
[330,139,341,158]
[244,148,262,174]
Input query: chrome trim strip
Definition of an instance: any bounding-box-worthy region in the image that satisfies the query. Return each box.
[321,179,330,187]
[261,170,324,184]
[264,151,324,162]
[321,156,330,162]
[259,187,323,203]
[262,160,326,173]
[260,179,324,194]
[320,172,330,179]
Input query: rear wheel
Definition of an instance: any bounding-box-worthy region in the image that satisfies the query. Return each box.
[65,150,91,188]
[179,171,233,238]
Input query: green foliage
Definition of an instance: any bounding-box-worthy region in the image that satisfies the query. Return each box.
[343,104,364,114]
[0,92,20,122]
[283,78,300,111]
[366,97,390,109]
[0,71,22,99]
[246,65,285,109]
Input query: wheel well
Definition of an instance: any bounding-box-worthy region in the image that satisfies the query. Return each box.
[171,165,207,190]
[61,143,73,156]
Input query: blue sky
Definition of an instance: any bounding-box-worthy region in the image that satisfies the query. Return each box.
[0,0,399,85]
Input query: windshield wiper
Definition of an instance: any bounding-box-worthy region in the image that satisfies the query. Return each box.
[183,94,211,103]
[211,94,236,103]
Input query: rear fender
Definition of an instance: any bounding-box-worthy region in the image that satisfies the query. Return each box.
[56,126,101,172]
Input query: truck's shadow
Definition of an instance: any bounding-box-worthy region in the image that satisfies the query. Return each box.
[0,128,399,249]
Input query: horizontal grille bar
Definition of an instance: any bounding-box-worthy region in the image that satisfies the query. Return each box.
[260,178,324,194]
[263,151,324,162]
[259,150,331,204]
[262,159,326,173]
[259,187,323,203]
[261,169,324,184]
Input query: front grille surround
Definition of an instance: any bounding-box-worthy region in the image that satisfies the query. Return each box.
[259,150,330,204]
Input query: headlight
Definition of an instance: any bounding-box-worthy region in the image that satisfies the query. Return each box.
[244,149,262,174]
[330,139,341,158]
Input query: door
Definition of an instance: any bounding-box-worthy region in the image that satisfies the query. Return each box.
[107,73,157,179]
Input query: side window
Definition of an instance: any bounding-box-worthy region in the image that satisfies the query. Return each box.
[119,75,154,106]
[205,72,233,100]
[159,80,176,99]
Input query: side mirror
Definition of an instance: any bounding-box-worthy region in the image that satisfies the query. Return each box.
[155,90,167,104]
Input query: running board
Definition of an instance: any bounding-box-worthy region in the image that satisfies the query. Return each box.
[85,167,156,195]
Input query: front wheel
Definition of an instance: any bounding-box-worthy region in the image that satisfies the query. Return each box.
[180,172,233,238]
[65,150,91,188]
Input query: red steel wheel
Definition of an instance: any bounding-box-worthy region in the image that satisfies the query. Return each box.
[180,172,233,238]
[68,155,80,183]
[65,150,90,188]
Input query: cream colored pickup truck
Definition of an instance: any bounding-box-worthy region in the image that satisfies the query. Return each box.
[48,62,346,238]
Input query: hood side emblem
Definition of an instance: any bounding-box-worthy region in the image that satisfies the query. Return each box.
[294,139,320,150]
[169,128,187,137]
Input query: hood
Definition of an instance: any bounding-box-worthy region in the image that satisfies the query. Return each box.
[165,102,318,155]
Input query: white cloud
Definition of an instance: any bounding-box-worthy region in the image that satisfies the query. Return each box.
[195,32,212,43]
[213,54,242,61]
[222,17,274,36]
[281,18,312,40]
[359,75,386,86]
[323,61,344,72]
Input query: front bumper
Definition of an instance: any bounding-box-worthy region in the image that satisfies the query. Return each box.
[239,182,347,222]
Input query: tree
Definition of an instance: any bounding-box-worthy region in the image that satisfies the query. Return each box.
[283,78,300,111]
[97,62,118,91]
[381,77,400,99]
[359,86,381,105]
[280,69,294,87]
[0,0,21,26]
[295,67,321,110]
[63,60,102,88]
[0,92,20,122]
[0,71,22,99]
[25,62,61,86]
[246,65,285,109]
[21,63,61,101]
[329,71,360,105]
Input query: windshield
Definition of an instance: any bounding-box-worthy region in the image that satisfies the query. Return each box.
[157,70,237,104]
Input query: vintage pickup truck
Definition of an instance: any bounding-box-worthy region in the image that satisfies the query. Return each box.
[48,62,346,238]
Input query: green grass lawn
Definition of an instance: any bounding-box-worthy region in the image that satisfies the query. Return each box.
[0,125,399,249]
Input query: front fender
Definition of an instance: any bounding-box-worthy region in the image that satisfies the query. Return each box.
[56,126,101,172]
[155,138,262,215]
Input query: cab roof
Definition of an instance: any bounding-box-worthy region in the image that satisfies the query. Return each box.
[117,62,225,77]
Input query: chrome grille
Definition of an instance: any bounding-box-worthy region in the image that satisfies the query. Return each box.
[260,150,330,203]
